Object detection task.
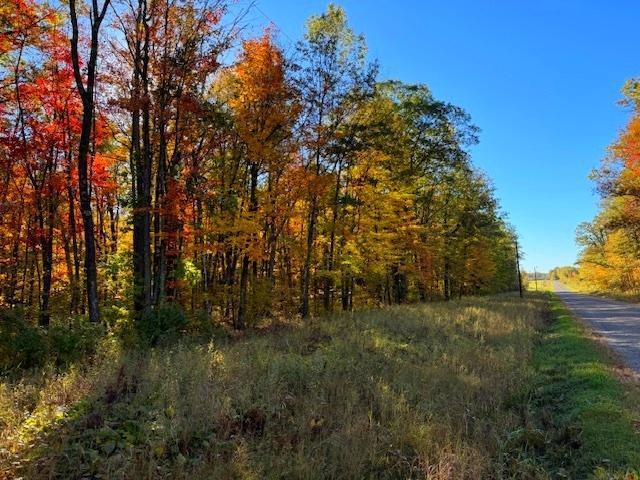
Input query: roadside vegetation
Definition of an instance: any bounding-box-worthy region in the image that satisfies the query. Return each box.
[0,294,544,479]
[525,277,552,292]
[4,0,640,476]
[3,292,640,479]
[524,292,640,479]
[550,266,640,303]
[568,80,640,300]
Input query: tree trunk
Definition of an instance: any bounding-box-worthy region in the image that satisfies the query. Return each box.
[67,170,81,313]
[300,197,317,318]
[131,4,152,315]
[236,254,249,330]
[39,197,55,327]
[443,256,451,301]
[140,24,152,309]
[341,272,350,311]
[60,221,74,313]
[323,163,342,312]
[78,111,100,323]
[6,229,21,306]
[69,0,110,323]
[237,162,259,329]
[392,264,407,304]
[153,129,167,304]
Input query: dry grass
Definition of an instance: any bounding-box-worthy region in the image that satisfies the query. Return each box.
[526,279,552,292]
[1,295,549,479]
[555,276,640,305]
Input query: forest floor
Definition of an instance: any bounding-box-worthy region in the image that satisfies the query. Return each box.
[1,293,640,479]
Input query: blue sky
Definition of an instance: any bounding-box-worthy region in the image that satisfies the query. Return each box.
[247,0,639,272]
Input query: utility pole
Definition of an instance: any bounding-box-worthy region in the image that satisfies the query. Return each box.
[515,239,523,298]
[534,266,538,292]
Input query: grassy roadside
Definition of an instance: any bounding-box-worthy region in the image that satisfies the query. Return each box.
[1,295,548,479]
[525,291,640,478]
[553,276,640,304]
[3,292,640,479]
[526,279,553,292]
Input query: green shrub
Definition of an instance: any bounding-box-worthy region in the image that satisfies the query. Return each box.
[138,303,187,345]
[0,308,47,372]
[247,278,274,325]
[185,309,229,341]
[48,319,103,367]
[0,309,106,372]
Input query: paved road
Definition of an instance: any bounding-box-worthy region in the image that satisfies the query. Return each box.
[554,281,640,372]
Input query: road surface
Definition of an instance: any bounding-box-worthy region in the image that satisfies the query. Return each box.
[554,281,640,373]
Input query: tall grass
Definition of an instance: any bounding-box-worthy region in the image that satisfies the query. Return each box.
[1,295,548,479]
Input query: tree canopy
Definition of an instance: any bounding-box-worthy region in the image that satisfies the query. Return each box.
[0,1,521,328]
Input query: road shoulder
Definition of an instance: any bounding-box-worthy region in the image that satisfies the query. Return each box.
[525,291,640,477]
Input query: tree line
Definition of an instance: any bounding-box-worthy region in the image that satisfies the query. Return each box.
[0,1,520,329]
[576,80,640,292]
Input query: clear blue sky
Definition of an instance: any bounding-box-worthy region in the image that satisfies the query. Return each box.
[247,0,639,272]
